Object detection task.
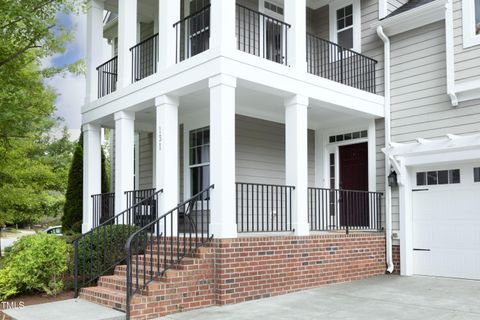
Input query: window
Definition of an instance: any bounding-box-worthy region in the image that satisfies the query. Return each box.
[329,0,361,52]
[189,127,210,196]
[462,0,480,47]
[474,167,480,182]
[329,130,367,143]
[416,169,460,186]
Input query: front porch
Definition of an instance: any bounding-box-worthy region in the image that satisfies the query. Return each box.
[83,79,384,237]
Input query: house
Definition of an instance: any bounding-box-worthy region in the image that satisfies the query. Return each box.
[76,0,480,319]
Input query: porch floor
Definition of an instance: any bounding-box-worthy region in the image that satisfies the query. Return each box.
[2,299,125,320]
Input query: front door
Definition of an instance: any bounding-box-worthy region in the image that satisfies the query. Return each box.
[339,142,369,227]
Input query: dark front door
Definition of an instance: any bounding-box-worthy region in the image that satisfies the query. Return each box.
[339,142,369,227]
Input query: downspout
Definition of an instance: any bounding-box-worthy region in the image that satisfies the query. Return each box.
[445,0,458,107]
[376,25,394,274]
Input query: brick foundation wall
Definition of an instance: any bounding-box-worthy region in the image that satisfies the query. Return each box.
[392,244,400,274]
[213,233,386,305]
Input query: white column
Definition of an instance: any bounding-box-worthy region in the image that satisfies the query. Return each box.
[82,124,102,233]
[114,111,135,214]
[285,95,310,235]
[118,0,137,88]
[209,74,237,238]
[158,0,181,68]
[85,0,104,103]
[399,165,413,276]
[155,95,179,235]
[210,0,236,53]
[284,0,307,72]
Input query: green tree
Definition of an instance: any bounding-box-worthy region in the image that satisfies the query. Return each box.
[62,133,109,233]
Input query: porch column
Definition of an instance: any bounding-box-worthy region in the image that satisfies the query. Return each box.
[85,0,104,103]
[118,0,137,88]
[285,95,310,235]
[82,124,101,233]
[158,0,180,68]
[284,0,307,72]
[210,0,236,53]
[209,74,237,238]
[114,111,135,214]
[155,95,179,235]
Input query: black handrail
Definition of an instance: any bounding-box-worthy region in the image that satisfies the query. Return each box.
[92,192,115,228]
[236,182,295,233]
[236,4,290,65]
[125,185,214,319]
[73,189,163,297]
[308,187,383,233]
[174,4,211,63]
[306,33,377,93]
[96,56,118,98]
[130,33,159,82]
[125,188,156,209]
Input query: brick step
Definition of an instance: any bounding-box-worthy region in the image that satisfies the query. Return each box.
[143,244,211,256]
[131,253,198,265]
[97,275,165,295]
[80,286,127,312]
[114,264,192,281]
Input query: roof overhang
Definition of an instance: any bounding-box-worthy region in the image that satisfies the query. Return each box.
[372,0,447,36]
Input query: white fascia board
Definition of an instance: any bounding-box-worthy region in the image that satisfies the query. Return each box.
[371,0,447,36]
[83,48,384,123]
[455,79,480,102]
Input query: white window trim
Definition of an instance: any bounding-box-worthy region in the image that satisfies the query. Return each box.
[329,0,362,53]
[462,0,480,48]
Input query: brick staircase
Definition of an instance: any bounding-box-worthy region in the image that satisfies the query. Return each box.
[79,241,215,320]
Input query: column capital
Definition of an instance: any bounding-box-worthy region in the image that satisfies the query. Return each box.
[284,94,309,108]
[208,74,237,89]
[83,123,101,132]
[155,95,179,107]
[114,110,135,121]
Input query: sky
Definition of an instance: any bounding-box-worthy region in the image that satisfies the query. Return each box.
[45,11,110,140]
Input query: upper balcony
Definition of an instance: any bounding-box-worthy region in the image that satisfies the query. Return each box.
[88,0,378,101]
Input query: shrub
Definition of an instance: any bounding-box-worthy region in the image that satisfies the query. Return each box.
[0,234,70,300]
[74,224,143,282]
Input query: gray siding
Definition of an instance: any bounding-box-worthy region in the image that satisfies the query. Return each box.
[453,0,480,83]
[235,115,315,187]
[390,21,480,143]
[138,132,153,190]
[306,6,329,38]
[387,0,407,14]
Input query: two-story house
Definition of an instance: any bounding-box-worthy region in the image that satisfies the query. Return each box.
[74,0,480,319]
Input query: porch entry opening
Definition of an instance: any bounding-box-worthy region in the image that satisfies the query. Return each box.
[339,142,369,227]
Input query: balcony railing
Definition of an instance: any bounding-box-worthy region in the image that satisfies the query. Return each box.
[306,33,377,93]
[96,56,118,98]
[236,182,294,233]
[236,4,290,65]
[130,33,159,83]
[174,4,211,63]
[308,187,383,233]
[92,192,115,228]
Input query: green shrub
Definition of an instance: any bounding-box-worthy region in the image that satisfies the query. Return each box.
[75,224,144,281]
[0,234,70,300]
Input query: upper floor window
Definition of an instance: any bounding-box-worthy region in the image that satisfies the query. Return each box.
[462,0,480,47]
[329,0,361,52]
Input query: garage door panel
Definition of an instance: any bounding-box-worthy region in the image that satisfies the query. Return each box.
[413,164,480,280]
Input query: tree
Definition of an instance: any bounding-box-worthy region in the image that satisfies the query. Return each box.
[62,133,109,233]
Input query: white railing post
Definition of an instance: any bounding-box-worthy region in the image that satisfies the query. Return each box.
[118,0,137,88]
[284,0,307,71]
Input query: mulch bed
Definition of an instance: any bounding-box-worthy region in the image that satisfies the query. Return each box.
[0,290,74,320]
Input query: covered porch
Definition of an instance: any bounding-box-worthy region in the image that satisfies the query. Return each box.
[83,75,384,238]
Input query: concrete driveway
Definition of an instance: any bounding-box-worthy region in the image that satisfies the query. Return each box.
[159,275,480,320]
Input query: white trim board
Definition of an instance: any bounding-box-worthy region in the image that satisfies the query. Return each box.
[462,0,480,48]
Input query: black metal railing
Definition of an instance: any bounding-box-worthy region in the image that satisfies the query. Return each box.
[125,185,214,319]
[236,182,294,233]
[92,192,115,228]
[125,188,156,209]
[236,4,290,65]
[130,33,159,83]
[73,189,163,297]
[308,187,382,233]
[306,33,377,93]
[174,4,211,63]
[97,56,118,98]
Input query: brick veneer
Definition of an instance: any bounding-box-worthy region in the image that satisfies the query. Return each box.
[392,244,400,274]
[81,232,386,319]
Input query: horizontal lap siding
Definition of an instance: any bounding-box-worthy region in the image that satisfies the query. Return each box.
[138,132,153,190]
[387,0,408,14]
[453,0,480,83]
[235,115,315,187]
[391,21,480,143]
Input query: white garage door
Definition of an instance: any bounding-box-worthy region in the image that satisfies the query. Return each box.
[413,163,480,280]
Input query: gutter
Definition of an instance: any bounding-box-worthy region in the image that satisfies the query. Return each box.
[376,26,394,274]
